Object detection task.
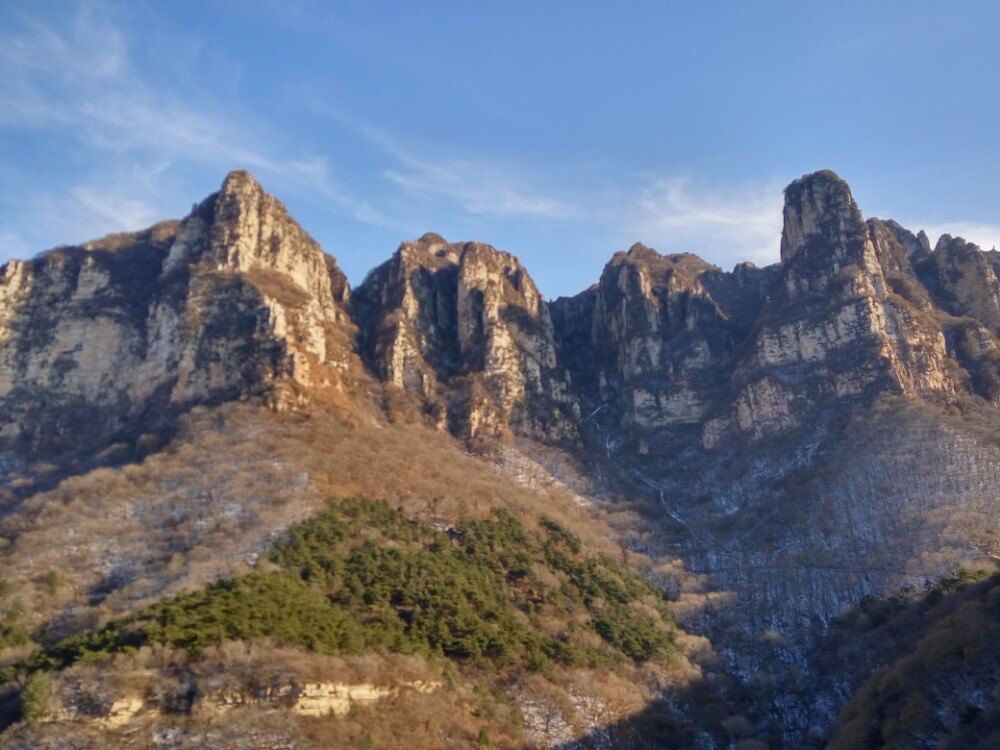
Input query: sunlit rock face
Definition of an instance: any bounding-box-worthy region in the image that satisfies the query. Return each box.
[550,171,1000,454]
[548,170,1000,646]
[0,171,358,454]
[551,245,778,437]
[6,167,995,456]
[353,233,578,440]
[702,171,956,446]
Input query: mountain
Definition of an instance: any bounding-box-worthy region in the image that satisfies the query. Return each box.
[0,169,998,748]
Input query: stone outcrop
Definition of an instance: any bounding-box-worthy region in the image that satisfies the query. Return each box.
[5,167,997,454]
[0,171,360,455]
[703,171,956,446]
[46,677,442,725]
[553,245,777,434]
[353,233,577,440]
[551,171,983,450]
[923,234,1000,332]
[205,679,441,717]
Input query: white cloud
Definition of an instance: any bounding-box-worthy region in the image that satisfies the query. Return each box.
[384,153,579,221]
[371,128,784,268]
[0,5,255,163]
[0,161,168,252]
[0,231,33,262]
[611,176,784,268]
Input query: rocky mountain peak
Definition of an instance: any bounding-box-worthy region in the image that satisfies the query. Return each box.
[875,218,933,261]
[928,234,1000,334]
[0,172,363,456]
[218,168,261,196]
[625,241,658,259]
[780,169,864,263]
[416,231,447,245]
[354,235,576,439]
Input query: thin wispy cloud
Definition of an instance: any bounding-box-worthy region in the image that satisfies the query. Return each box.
[0,2,388,256]
[0,5,262,166]
[380,143,579,222]
[0,230,32,261]
[616,176,784,267]
[367,127,785,269]
[0,161,164,248]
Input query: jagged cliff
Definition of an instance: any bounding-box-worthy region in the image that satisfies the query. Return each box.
[1,168,999,747]
[352,232,577,440]
[3,168,997,457]
[552,170,974,453]
[0,171,363,460]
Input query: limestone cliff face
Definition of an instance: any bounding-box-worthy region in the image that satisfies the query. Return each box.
[553,171,958,447]
[354,233,576,439]
[0,171,358,454]
[703,171,956,446]
[552,246,777,434]
[7,167,994,455]
[924,234,1000,331]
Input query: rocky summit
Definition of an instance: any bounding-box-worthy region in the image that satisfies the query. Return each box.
[1,169,998,749]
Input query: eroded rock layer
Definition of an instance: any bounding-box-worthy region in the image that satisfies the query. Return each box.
[0,171,361,454]
[353,233,577,440]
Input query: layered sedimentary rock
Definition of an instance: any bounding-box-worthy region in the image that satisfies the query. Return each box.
[552,171,991,450]
[703,171,956,446]
[0,171,358,454]
[552,246,777,436]
[6,167,996,456]
[353,233,577,439]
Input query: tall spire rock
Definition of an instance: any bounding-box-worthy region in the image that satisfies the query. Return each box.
[0,172,361,456]
[780,169,865,263]
[702,171,956,446]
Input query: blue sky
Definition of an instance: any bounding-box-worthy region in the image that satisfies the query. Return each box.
[1,1,998,298]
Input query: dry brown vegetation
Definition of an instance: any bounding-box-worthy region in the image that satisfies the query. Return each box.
[0,400,736,747]
[1,402,647,635]
[826,571,1000,749]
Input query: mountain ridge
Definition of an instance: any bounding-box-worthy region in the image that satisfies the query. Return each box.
[1,168,999,747]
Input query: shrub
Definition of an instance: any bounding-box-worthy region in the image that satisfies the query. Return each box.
[20,670,51,723]
[28,498,676,678]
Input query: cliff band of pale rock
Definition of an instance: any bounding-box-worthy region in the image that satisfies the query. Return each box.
[3,168,998,455]
[0,171,360,454]
[352,232,578,440]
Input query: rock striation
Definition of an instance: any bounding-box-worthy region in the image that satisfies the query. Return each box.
[552,245,777,436]
[352,233,577,440]
[552,170,997,450]
[5,167,998,456]
[703,170,956,445]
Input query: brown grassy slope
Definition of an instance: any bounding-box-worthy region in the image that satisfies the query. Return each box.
[0,400,741,749]
[0,401,655,640]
